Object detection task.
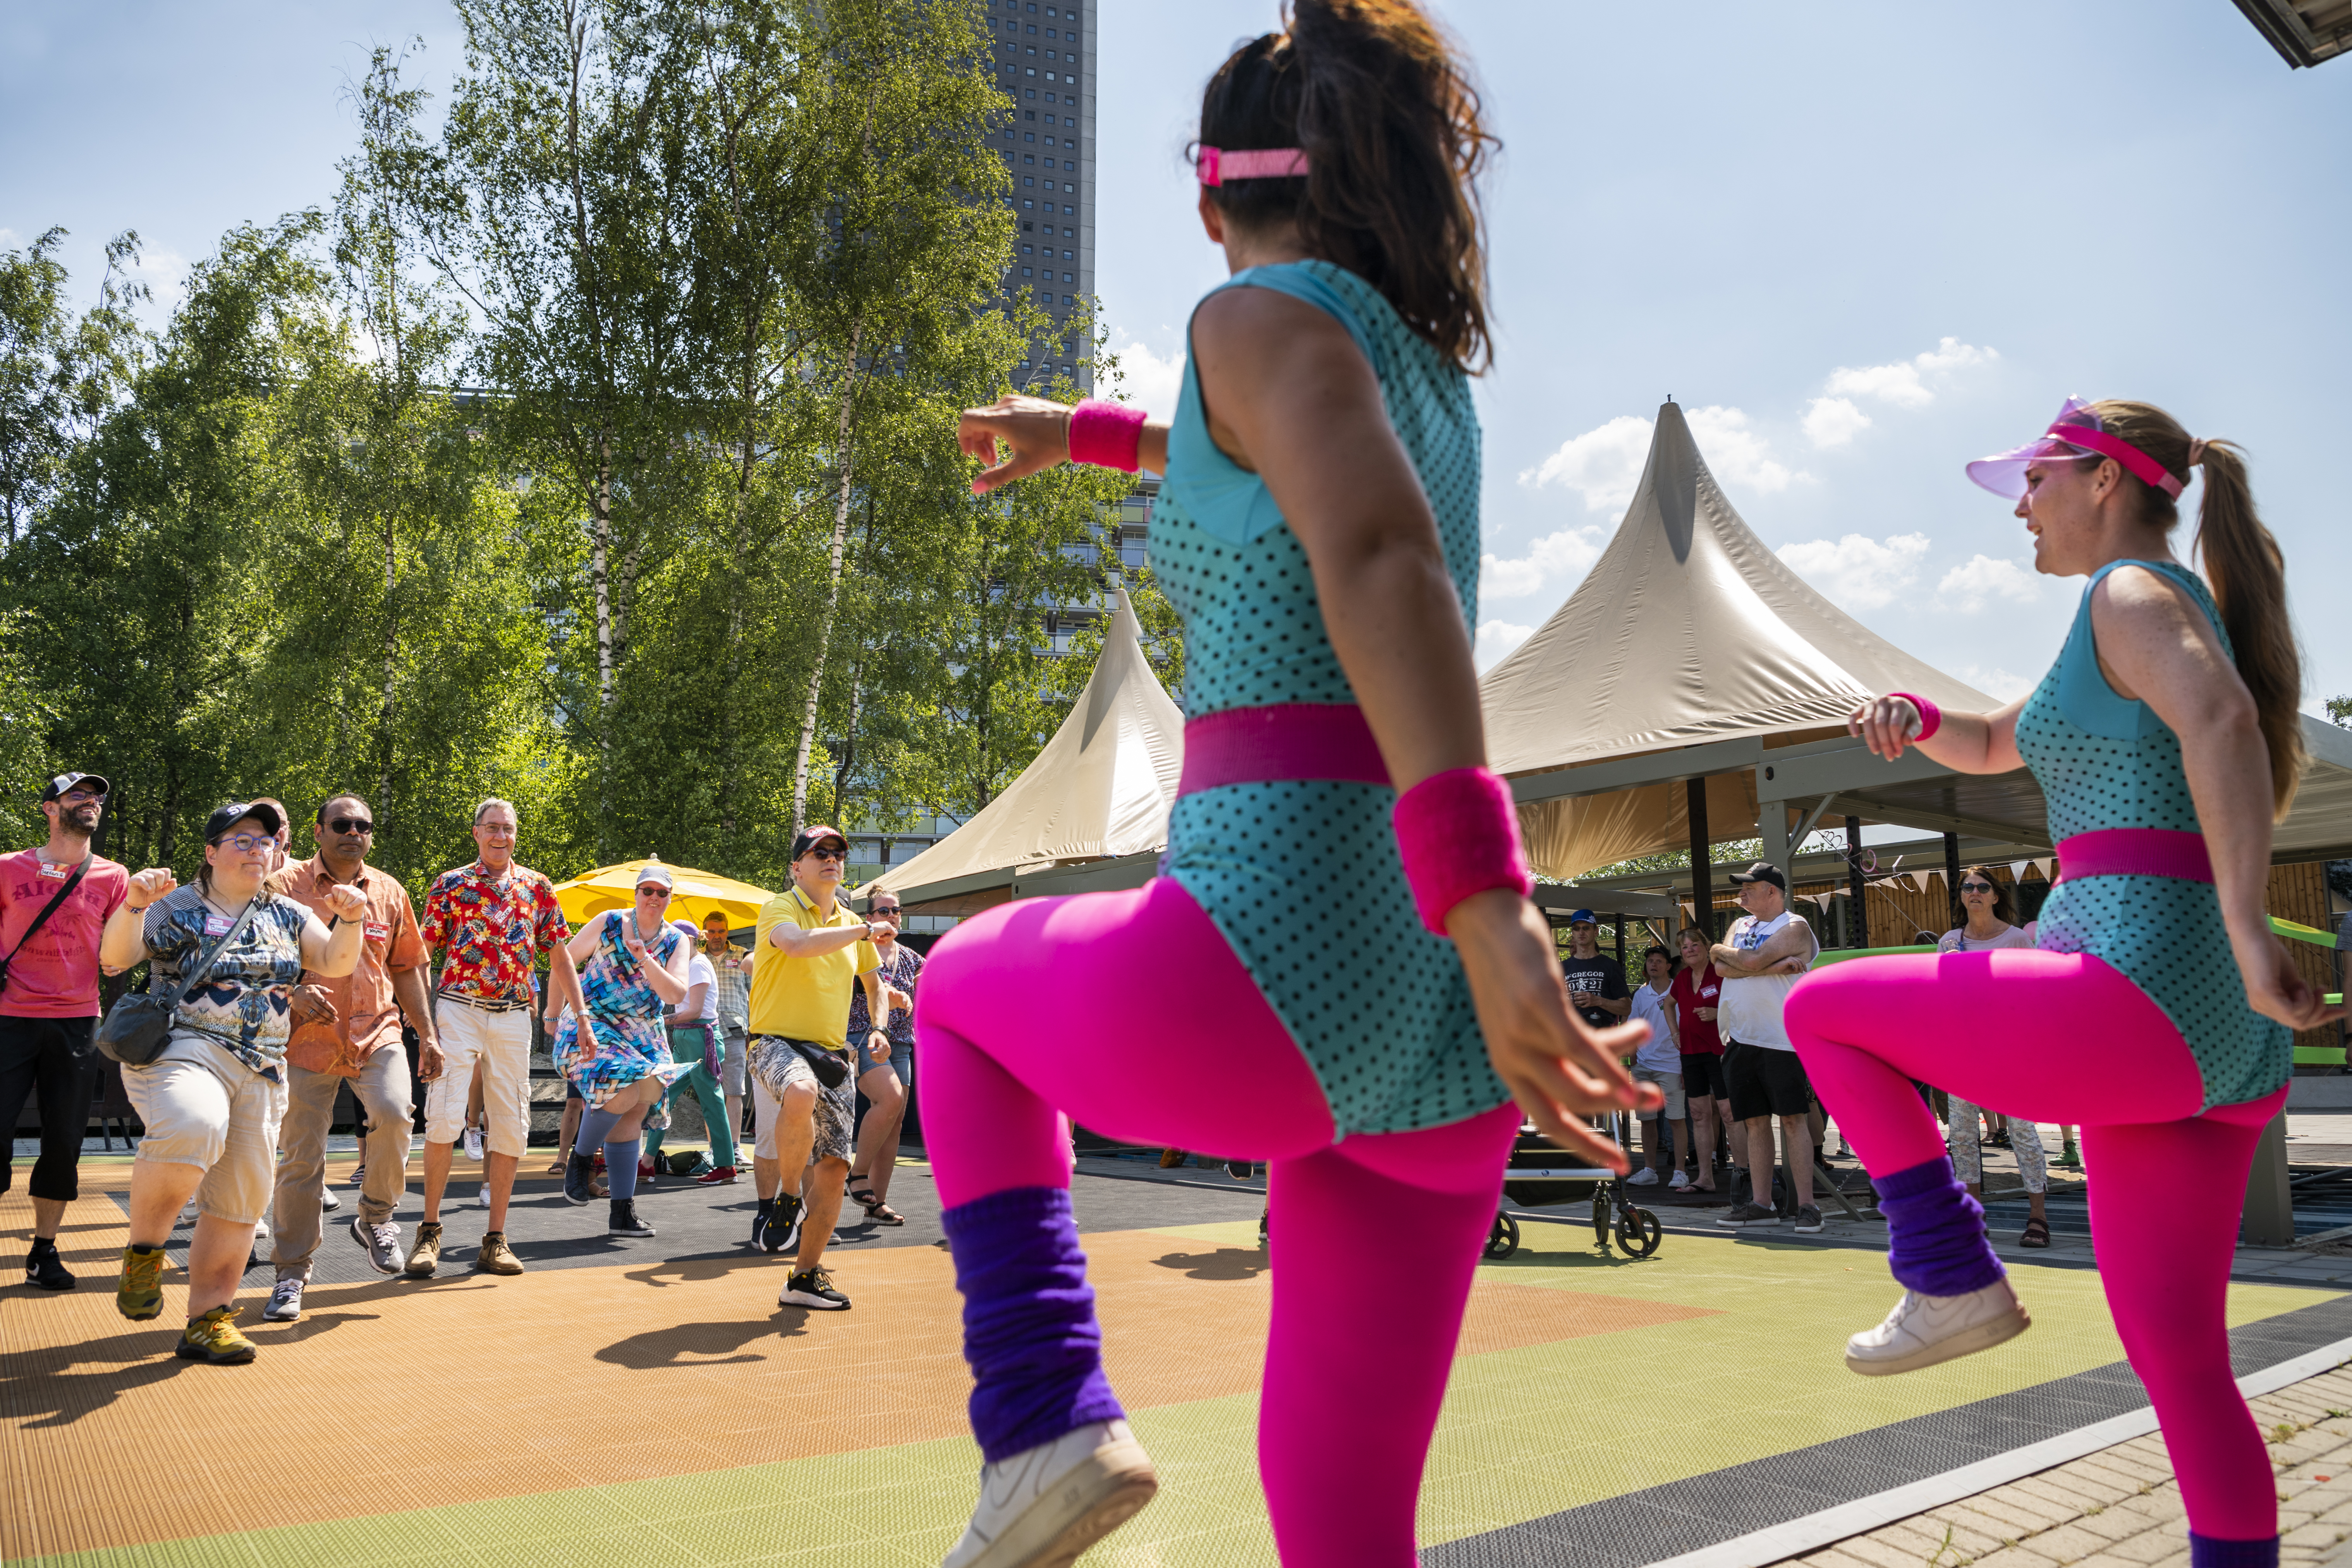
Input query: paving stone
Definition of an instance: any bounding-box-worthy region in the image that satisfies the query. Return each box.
[1966,1547,2062,1568]
[2015,1522,2130,1565]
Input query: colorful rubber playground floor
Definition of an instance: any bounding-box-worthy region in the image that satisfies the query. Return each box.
[5,1152,2349,1567]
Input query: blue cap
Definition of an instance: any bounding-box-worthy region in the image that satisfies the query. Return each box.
[1567,909,1596,926]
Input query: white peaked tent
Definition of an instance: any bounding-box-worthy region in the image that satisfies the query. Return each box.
[1481,400,1997,881]
[871,587,1183,909]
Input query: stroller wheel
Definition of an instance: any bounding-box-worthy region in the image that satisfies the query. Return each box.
[1616,1207,1662,1258]
[1591,1186,1613,1250]
[1256,1207,1269,1247]
[1484,1211,1520,1261]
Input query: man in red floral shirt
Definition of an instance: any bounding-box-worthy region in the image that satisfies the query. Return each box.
[408,799,584,1278]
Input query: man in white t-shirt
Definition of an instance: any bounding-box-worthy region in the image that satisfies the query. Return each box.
[1711,862,1822,1233]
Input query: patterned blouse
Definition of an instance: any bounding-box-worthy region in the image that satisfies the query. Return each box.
[139,885,311,1075]
[419,861,570,1006]
[846,942,924,1047]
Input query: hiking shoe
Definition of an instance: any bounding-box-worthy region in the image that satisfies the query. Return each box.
[941,1418,1158,1568]
[117,1245,167,1319]
[1846,1279,2030,1377]
[263,1278,305,1322]
[463,1127,485,1163]
[779,1267,850,1310]
[608,1200,656,1238]
[758,1193,802,1254]
[564,1151,598,1205]
[404,1223,443,1278]
[176,1305,258,1364]
[476,1231,525,1274]
[1716,1202,1780,1228]
[693,1164,739,1187]
[321,1187,341,1212]
[26,1240,75,1291]
[351,1216,405,1274]
[1625,1167,1660,1187]
[1792,1205,1824,1234]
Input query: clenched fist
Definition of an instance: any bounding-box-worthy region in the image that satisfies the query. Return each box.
[125,867,178,911]
[322,883,368,923]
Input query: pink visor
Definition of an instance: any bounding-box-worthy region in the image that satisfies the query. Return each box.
[1965,396,2185,501]
[1197,146,1308,186]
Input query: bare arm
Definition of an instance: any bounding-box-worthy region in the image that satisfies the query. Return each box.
[545,939,586,1024]
[767,918,876,958]
[100,868,175,973]
[1712,920,1814,977]
[859,969,891,1061]
[563,912,606,968]
[390,961,445,1080]
[1849,692,2031,775]
[2094,566,2343,1031]
[959,394,1172,492]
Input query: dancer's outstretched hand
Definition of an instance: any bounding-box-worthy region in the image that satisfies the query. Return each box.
[1447,889,1660,1169]
[959,395,1073,494]
[1849,694,1924,760]
[2239,929,2348,1033]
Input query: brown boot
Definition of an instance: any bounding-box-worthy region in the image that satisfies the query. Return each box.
[476,1231,525,1275]
[404,1222,442,1278]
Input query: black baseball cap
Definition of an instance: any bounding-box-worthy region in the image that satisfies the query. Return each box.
[792,824,850,859]
[1729,860,1787,892]
[40,772,109,804]
[204,800,285,842]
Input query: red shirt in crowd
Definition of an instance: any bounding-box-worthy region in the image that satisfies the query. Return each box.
[0,847,129,1018]
[1668,963,1723,1057]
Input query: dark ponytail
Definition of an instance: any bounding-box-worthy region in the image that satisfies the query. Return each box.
[2086,400,2307,820]
[1197,0,1497,370]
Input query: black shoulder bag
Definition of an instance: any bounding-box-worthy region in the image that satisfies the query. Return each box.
[97,896,265,1067]
[0,858,89,998]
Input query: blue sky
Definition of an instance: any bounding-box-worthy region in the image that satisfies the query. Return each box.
[7,1,2348,708]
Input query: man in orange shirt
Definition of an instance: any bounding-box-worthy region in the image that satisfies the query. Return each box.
[262,795,442,1319]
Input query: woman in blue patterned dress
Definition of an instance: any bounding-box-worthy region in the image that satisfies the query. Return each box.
[554,863,691,1238]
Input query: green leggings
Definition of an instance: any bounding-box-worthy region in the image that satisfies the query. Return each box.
[642,1024,735,1171]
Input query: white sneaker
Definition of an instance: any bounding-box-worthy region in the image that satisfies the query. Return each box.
[252,1215,271,1242]
[464,1127,485,1163]
[1845,1279,2031,1376]
[178,1199,200,1226]
[1668,1170,1692,1191]
[476,1183,492,1209]
[941,1419,1158,1568]
[1625,1167,1660,1187]
[321,1187,341,1212]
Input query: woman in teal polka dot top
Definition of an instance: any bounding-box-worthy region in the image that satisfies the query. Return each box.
[910,5,1654,1566]
[1787,397,2341,1565]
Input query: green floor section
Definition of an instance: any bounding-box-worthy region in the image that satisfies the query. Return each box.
[16,1224,2330,1568]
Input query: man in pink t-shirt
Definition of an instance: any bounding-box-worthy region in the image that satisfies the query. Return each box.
[0,773,130,1289]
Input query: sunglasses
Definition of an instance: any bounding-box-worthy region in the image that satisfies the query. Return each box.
[637,886,672,898]
[802,847,847,862]
[1960,881,1996,893]
[871,906,901,917]
[326,816,375,835]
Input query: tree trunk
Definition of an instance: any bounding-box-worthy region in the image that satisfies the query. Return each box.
[378,506,398,811]
[788,319,865,836]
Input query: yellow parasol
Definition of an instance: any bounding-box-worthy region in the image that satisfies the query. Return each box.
[550,856,776,934]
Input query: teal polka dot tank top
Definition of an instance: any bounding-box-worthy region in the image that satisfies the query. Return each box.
[2014,558,2290,1111]
[1151,261,1507,1138]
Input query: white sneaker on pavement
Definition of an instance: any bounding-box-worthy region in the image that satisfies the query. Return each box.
[1845,1279,2030,1376]
[1668,1170,1692,1191]
[476,1183,492,1209]
[941,1419,1158,1568]
[1624,1167,1660,1187]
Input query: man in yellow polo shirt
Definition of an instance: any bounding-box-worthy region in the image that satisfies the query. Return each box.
[747,825,893,1311]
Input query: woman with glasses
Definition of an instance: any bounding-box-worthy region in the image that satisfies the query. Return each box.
[555,863,692,1238]
[1935,868,2051,1247]
[98,802,366,1364]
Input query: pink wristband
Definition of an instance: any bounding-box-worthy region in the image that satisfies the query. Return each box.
[1067,398,1146,472]
[1392,766,1535,936]
[1888,692,1941,741]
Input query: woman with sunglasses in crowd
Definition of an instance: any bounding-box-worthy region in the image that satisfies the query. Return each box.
[1933,867,2051,1248]
[1794,398,2341,1566]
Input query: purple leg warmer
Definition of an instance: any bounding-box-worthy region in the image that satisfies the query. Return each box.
[2189,1534,2278,1568]
[1874,1155,2004,1297]
[941,1185,1126,1463]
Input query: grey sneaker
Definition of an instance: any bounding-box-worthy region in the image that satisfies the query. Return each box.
[1792,1205,1824,1234]
[941,1419,1158,1568]
[1716,1201,1781,1228]
[350,1216,405,1275]
[262,1278,305,1322]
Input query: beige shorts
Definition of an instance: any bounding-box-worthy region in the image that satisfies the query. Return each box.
[748,1037,854,1166]
[426,1001,533,1157]
[122,1032,289,1225]
[1632,1067,1687,1122]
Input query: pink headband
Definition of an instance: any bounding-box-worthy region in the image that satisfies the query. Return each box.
[1197,146,1309,186]
[2042,421,2184,500]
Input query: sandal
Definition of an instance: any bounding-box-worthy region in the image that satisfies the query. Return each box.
[847,1182,905,1227]
[2019,1216,2051,1248]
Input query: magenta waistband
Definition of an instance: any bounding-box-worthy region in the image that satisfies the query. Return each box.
[1177,703,1392,796]
[2053,828,2213,884]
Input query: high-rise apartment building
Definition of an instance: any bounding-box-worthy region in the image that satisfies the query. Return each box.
[979,0,1095,391]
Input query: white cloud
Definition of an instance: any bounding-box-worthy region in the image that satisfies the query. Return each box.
[1684,404,1799,493]
[1106,338,1182,423]
[1957,663,2037,702]
[1476,619,1535,672]
[1518,413,1653,513]
[1775,532,1931,610]
[1480,524,1605,600]
[1937,554,2042,612]
[1802,396,1871,449]
[1824,336,1996,411]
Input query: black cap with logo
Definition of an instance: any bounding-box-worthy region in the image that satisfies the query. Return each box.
[1728,859,1787,892]
[40,772,110,804]
[203,800,286,842]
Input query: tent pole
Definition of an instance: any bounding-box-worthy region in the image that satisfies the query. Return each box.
[1943,831,1964,933]
[1846,815,1868,949]
[1686,777,1713,939]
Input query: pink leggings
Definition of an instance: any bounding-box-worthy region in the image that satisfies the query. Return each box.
[917,877,1518,1568]
[1786,950,2284,1541]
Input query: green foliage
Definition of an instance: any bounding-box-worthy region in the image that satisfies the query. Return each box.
[2329,694,2349,728]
